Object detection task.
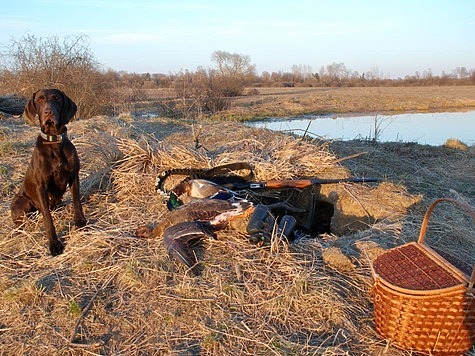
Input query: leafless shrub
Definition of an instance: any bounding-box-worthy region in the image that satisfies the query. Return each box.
[171,69,231,119]
[171,70,204,119]
[0,34,111,119]
[199,70,232,113]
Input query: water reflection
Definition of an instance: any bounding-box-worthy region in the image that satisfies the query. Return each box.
[247,111,475,146]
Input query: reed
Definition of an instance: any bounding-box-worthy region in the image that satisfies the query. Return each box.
[0,114,472,355]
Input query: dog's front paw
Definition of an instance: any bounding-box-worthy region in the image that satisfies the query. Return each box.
[75,216,87,228]
[49,238,65,256]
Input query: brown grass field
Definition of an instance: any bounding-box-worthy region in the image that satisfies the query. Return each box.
[228,85,475,119]
[0,86,474,355]
[139,85,475,120]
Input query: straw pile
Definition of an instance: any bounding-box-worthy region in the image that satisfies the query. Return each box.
[0,115,473,355]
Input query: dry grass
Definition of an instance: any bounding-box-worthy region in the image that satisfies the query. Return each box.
[0,112,473,355]
[118,86,475,121]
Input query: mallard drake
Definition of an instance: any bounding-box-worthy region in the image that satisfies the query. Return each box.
[135,198,254,274]
[173,179,231,199]
[168,179,238,208]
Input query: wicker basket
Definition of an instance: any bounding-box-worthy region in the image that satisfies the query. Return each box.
[371,198,475,355]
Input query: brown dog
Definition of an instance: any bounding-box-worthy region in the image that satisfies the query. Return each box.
[11,89,86,255]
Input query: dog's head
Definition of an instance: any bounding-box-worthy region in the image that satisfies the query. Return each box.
[23,89,77,135]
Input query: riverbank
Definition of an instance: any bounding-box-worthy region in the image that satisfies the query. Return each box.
[216,85,475,120]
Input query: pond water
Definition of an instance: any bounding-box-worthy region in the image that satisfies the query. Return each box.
[246,111,475,146]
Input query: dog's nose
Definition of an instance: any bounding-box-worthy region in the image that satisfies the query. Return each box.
[45,118,55,127]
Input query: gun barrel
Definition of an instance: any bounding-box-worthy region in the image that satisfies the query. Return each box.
[228,177,381,190]
[310,177,381,185]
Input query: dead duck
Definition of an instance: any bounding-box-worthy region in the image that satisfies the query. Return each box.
[167,179,238,208]
[156,198,253,237]
[173,179,232,199]
[135,198,254,274]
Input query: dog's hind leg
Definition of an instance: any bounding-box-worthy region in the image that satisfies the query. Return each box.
[10,193,35,226]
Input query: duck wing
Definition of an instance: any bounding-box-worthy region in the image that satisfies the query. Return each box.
[162,221,216,274]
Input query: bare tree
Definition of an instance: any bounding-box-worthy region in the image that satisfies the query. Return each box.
[210,50,256,97]
[211,50,255,78]
[453,66,469,79]
[291,64,313,82]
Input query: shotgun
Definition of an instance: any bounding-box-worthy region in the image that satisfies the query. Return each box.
[224,177,381,190]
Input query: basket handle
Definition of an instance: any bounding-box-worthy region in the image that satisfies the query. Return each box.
[417,198,475,288]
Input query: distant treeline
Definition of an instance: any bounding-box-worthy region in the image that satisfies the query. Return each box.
[124,63,475,89]
[1,34,473,119]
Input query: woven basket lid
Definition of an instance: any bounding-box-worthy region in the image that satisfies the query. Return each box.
[372,242,464,291]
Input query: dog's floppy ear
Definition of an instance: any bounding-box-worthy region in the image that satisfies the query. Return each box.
[60,91,77,125]
[23,91,38,125]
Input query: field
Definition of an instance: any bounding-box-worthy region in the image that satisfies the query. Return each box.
[0,86,474,355]
[138,85,475,120]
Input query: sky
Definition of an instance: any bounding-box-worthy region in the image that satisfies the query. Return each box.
[1,0,474,78]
